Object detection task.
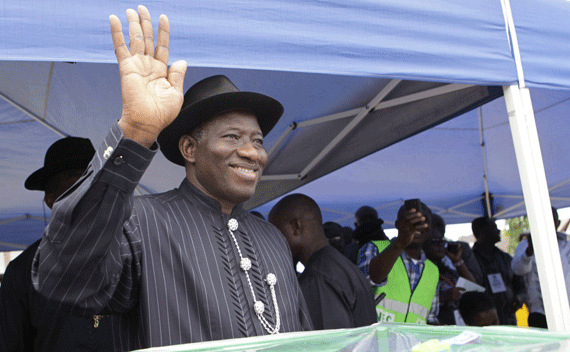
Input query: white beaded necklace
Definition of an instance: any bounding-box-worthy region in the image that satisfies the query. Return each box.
[227,218,281,334]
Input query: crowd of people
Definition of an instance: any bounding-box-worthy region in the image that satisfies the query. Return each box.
[319,204,524,327]
[0,5,569,352]
[313,203,570,330]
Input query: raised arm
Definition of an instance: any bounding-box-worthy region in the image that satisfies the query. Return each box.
[446,245,477,282]
[32,6,185,314]
[512,237,533,276]
[368,209,426,283]
[112,5,187,147]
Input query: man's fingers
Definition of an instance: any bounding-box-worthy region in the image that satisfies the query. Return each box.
[138,5,155,56]
[168,60,188,94]
[110,15,130,63]
[155,15,170,66]
[127,8,145,56]
[403,210,422,221]
[409,214,426,227]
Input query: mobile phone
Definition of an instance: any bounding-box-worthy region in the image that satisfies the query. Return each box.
[404,198,422,213]
[447,242,460,254]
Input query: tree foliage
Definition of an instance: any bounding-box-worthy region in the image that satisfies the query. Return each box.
[504,216,529,255]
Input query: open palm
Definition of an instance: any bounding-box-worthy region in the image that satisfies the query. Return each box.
[111,6,187,146]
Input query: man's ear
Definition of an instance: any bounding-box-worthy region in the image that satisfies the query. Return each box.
[44,192,56,209]
[290,218,303,239]
[179,135,197,164]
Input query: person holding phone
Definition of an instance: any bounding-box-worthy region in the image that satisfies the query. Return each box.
[423,228,477,325]
[357,199,440,324]
[432,213,485,286]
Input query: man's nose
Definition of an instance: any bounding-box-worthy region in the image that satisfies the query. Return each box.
[237,140,260,160]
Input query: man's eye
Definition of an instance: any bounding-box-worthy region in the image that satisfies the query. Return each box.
[225,134,239,140]
[253,138,264,146]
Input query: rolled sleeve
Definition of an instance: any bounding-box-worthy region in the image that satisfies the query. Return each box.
[357,242,387,287]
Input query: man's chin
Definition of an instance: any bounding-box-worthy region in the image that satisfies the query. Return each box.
[227,188,257,205]
[407,241,423,249]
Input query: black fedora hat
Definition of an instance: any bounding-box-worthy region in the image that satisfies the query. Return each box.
[25,137,95,191]
[157,75,284,166]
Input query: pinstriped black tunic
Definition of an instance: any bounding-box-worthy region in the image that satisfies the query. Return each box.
[31,123,313,351]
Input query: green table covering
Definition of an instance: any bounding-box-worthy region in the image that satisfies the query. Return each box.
[134,323,570,352]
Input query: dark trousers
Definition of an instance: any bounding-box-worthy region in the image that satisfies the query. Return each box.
[528,312,548,329]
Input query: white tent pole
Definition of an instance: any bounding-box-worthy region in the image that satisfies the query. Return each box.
[501,0,570,332]
[0,241,27,250]
[260,174,300,181]
[298,79,401,179]
[296,83,472,128]
[504,86,570,332]
[0,91,67,137]
[491,178,570,218]
[267,122,297,159]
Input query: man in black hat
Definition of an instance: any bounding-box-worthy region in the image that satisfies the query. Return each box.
[32,5,312,351]
[0,137,114,351]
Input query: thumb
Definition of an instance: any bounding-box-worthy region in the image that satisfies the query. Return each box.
[168,60,188,94]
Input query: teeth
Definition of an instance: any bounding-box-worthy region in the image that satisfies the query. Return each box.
[235,167,255,174]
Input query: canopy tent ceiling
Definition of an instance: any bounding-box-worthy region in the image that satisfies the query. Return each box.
[0,63,502,249]
[1,0,570,252]
[253,87,570,228]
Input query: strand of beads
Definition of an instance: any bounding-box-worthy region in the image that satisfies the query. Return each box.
[227,218,280,334]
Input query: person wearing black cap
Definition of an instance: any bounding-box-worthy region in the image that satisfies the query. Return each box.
[343,206,388,265]
[0,137,114,351]
[322,221,346,254]
[32,6,312,351]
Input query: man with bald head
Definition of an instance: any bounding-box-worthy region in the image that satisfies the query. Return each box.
[269,194,376,330]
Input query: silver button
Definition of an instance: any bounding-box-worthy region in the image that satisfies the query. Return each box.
[103,146,114,160]
[228,218,238,231]
[254,301,265,315]
[113,156,124,165]
[266,273,277,286]
[240,258,252,271]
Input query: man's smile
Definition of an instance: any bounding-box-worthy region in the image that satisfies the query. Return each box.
[230,163,260,180]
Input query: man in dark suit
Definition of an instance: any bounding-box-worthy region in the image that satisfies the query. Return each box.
[269,194,376,330]
[32,6,312,351]
[469,216,525,325]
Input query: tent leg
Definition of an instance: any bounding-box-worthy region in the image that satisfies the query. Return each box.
[503,85,570,332]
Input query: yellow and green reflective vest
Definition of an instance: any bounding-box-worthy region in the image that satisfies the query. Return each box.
[369,240,439,324]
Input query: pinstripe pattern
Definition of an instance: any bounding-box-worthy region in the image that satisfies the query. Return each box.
[31,123,313,351]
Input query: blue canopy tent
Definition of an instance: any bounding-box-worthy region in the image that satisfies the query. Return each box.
[252,87,570,228]
[1,0,569,331]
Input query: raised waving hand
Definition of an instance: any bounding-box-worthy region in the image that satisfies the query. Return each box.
[110,5,187,148]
